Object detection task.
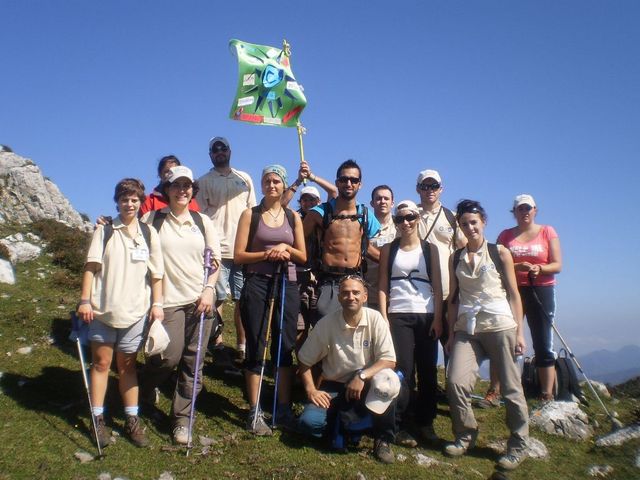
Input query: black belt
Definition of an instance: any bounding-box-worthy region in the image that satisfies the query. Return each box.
[320,265,361,276]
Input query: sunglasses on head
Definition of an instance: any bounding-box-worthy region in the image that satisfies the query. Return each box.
[394,213,419,224]
[337,176,361,185]
[211,144,229,153]
[418,182,441,191]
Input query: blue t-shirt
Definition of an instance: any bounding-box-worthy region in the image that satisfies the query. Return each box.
[311,199,381,239]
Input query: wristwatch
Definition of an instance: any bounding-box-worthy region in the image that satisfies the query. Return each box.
[357,369,367,381]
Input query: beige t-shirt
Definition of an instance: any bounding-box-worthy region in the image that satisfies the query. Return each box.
[196,167,256,259]
[366,217,397,308]
[86,218,164,328]
[298,307,396,383]
[142,209,221,308]
[454,242,516,333]
[417,204,465,300]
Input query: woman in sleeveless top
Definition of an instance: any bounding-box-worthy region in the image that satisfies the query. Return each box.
[235,165,306,436]
[139,166,221,445]
[378,200,442,447]
[444,200,529,472]
[497,194,562,403]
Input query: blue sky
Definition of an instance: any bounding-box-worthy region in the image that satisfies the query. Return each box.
[2,1,638,355]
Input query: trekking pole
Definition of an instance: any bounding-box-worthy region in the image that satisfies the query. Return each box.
[527,273,623,430]
[186,247,215,456]
[253,263,282,430]
[72,313,103,457]
[272,262,288,428]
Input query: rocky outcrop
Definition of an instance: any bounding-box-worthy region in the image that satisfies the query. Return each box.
[0,233,42,264]
[0,151,89,229]
[530,401,594,440]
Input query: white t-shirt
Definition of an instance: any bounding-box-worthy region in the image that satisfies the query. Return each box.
[388,246,434,314]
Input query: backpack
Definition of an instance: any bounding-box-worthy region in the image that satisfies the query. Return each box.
[423,206,457,240]
[386,238,432,292]
[102,222,152,256]
[521,356,540,398]
[451,243,507,303]
[318,200,370,274]
[521,350,586,403]
[151,210,205,237]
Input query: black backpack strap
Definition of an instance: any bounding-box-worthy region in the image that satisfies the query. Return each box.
[443,207,457,238]
[151,210,167,233]
[386,238,401,290]
[102,224,114,257]
[189,211,206,237]
[451,248,464,304]
[359,204,369,274]
[247,205,263,253]
[487,243,509,299]
[420,240,432,283]
[284,207,296,231]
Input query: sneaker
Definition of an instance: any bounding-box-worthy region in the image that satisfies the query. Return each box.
[497,449,527,470]
[373,439,395,464]
[124,415,149,447]
[443,430,478,457]
[419,424,439,443]
[395,430,418,448]
[173,425,189,445]
[246,410,273,436]
[476,388,501,409]
[94,414,111,449]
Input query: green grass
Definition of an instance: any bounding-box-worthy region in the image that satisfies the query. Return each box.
[0,225,639,479]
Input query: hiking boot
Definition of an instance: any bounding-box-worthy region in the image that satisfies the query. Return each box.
[537,392,554,407]
[395,430,418,448]
[173,425,189,445]
[419,424,439,443]
[274,406,296,431]
[476,388,501,409]
[443,430,478,457]
[497,449,527,470]
[124,415,149,447]
[94,414,111,449]
[373,439,395,464]
[246,410,273,436]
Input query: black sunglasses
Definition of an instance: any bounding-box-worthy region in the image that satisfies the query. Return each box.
[211,144,229,153]
[394,213,419,224]
[418,182,441,191]
[516,204,533,212]
[337,176,361,185]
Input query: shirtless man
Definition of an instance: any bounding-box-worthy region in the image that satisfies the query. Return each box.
[303,159,381,324]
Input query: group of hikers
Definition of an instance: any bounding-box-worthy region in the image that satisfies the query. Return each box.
[77,135,562,471]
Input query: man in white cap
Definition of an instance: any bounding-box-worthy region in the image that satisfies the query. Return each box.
[296,275,398,463]
[197,137,257,363]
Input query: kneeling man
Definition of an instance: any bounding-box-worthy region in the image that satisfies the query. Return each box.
[297,275,399,463]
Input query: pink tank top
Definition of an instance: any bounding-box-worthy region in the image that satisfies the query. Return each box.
[497,225,558,286]
[247,216,297,281]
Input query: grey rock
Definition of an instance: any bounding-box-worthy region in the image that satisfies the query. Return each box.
[582,380,611,399]
[98,473,112,480]
[414,453,452,467]
[0,259,15,285]
[396,453,407,462]
[16,346,33,355]
[0,151,90,229]
[158,472,174,480]
[530,400,594,440]
[587,465,613,477]
[355,473,366,480]
[486,437,549,458]
[74,451,94,463]
[198,435,218,446]
[0,233,42,264]
[595,423,640,447]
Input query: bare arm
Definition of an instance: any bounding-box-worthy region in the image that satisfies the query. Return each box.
[366,241,380,263]
[533,236,562,277]
[233,209,266,265]
[299,363,332,409]
[377,243,390,320]
[500,246,525,354]
[77,262,100,323]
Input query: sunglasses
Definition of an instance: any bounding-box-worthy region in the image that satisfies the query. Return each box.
[516,204,533,212]
[418,182,441,191]
[394,213,419,224]
[211,144,229,153]
[170,181,193,190]
[337,176,361,185]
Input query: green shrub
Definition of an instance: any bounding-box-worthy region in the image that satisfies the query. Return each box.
[30,219,90,273]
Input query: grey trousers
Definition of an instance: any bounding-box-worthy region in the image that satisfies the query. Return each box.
[141,303,214,428]
[447,328,529,452]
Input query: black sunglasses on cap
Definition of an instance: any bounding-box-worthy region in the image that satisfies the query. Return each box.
[394,213,419,224]
[417,182,441,191]
[337,176,361,185]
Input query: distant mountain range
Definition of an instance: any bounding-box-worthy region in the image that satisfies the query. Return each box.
[576,344,640,385]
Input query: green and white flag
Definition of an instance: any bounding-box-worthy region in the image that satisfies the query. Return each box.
[229,39,307,127]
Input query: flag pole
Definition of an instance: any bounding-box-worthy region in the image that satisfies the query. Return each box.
[283,38,307,185]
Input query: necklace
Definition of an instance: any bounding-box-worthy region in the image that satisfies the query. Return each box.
[265,208,282,221]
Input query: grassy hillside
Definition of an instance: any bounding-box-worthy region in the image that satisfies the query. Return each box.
[0,222,638,480]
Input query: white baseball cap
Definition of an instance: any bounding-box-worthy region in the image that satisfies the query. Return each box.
[395,199,420,215]
[166,165,194,183]
[417,169,442,185]
[513,194,536,209]
[208,136,230,151]
[299,186,321,200]
[365,368,401,414]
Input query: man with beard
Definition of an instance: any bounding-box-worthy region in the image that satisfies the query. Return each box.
[303,160,381,324]
[197,137,256,363]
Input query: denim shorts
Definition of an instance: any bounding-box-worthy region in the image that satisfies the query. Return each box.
[215,258,244,301]
[89,315,146,354]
